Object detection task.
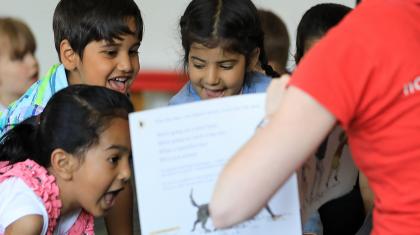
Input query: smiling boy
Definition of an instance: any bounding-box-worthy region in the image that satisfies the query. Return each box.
[0,0,143,234]
[0,0,143,136]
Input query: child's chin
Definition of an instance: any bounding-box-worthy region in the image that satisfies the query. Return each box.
[90,207,110,217]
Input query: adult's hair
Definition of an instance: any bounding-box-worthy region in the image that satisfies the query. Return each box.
[53,0,143,61]
[0,17,36,60]
[180,0,279,78]
[0,85,134,167]
[295,3,351,64]
[258,9,290,74]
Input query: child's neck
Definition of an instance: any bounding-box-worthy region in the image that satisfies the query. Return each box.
[50,170,81,216]
[0,93,20,108]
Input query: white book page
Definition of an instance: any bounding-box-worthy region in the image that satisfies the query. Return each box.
[129,93,302,235]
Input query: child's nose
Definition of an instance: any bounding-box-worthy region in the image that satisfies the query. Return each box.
[117,54,133,73]
[24,53,38,68]
[119,159,132,184]
[205,66,220,85]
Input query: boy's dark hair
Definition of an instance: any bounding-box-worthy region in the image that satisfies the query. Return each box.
[180,0,279,78]
[295,3,351,64]
[0,85,134,167]
[53,0,143,61]
[257,9,290,74]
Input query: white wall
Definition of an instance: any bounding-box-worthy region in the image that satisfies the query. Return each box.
[0,0,355,76]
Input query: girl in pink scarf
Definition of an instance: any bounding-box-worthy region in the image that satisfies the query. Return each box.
[0,85,133,235]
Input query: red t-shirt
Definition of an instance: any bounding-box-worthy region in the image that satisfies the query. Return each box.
[290,0,420,234]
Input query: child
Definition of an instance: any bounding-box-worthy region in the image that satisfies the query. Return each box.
[0,17,38,112]
[0,0,143,233]
[168,0,279,105]
[294,4,367,235]
[0,85,133,234]
[0,0,143,136]
[257,9,290,75]
[169,0,317,233]
[295,3,351,64]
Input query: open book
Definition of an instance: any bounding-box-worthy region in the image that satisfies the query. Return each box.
[128,93,302,235]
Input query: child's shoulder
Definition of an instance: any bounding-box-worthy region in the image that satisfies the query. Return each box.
[0,64,68,136]
[0,177,48,234]
[10,63,67,106]
[169,81,200,105]
[243,72,272,94]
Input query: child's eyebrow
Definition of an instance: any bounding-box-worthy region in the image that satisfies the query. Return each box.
[217,59,237,63]
[106,145,130,153]
[101,42,120,48]
[101,41,141,48]
[191,56,206,62]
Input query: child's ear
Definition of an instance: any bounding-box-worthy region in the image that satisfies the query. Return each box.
[248,48,260,72]
[60,39,80,71]
[50,148,78,181]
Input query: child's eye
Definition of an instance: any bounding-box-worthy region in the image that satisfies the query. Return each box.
[129,49,139,56]
[108,156,121,165]
[11,55,25,61]
[220,63,234,70]
[193,63,205,69]
[103,50,118,57]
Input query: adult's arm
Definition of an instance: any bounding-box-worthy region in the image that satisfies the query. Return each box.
[210,82,336,228]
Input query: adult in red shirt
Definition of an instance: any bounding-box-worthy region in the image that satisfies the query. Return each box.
[210,0,420,234]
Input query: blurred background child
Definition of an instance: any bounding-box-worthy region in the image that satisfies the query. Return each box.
[0,17,38,112]
[294,4,368,235]
[257,9,290,75]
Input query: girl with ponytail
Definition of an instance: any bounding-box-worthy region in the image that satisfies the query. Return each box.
[0,85,133,235]
[169,0,281,105]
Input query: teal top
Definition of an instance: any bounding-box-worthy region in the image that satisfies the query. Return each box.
[0,64,68,137]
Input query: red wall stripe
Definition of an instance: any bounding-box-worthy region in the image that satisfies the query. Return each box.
[131,71,188,92]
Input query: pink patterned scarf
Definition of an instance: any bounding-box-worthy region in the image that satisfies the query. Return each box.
[0,160,94,235]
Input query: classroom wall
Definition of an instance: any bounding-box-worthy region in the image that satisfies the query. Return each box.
[0,0,355,77]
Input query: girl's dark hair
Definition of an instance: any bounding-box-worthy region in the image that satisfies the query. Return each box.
[180,0,279,78]
[53,0,143,61]
[0,85,134,167]
[295,3,352,64]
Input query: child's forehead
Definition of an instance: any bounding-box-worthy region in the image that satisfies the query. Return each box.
[0,38,15,56]
[92,33,141,47]
[93,17,141,43]
[0,34,34,57]
[190,42,242,57]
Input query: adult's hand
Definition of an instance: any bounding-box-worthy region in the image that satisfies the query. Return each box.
[265,74,290,116]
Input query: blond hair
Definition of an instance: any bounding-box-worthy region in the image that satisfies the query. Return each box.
[0,17,36,60]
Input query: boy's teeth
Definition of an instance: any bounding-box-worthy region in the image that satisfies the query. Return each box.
[108,79,126,92]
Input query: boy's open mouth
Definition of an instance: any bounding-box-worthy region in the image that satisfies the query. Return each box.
[205,88,225,98]
[108,77,131,93]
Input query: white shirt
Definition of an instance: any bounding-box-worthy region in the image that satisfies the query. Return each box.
[0,177,80,234]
